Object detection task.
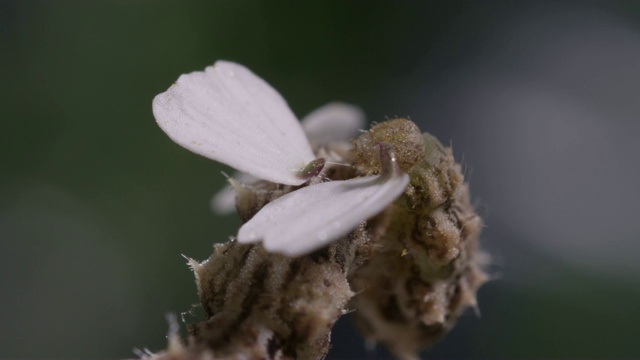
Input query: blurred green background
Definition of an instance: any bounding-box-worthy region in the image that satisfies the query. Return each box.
[2,1,640,358]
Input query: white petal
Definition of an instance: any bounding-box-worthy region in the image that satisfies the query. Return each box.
[153,61,316,185]
[237,146,409,256]
[301,102,365,144]
[211,172,258,215]
[211,185,236,215]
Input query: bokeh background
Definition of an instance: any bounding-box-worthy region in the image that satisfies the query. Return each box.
[2,1,640,358]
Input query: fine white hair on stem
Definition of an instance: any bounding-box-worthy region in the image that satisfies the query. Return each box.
[324,161,351,167]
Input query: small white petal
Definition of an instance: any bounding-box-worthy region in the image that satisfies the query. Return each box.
[153,61,316,185]
[211,172,258,215]
[211,185,236,215]
[301,102,365,144]
[238,146,409,256]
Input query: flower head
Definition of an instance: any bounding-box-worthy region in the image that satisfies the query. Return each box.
[153,61,409,256]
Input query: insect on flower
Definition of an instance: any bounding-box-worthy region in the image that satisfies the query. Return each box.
[153,61,409,256]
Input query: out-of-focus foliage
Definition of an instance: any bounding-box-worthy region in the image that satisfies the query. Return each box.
[1,1,639,358]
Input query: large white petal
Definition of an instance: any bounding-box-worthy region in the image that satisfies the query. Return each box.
[153,61,316,185]
[237,146,409,256]
[301,102,365,144]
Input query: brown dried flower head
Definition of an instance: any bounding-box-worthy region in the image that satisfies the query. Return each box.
[146,61,488,360]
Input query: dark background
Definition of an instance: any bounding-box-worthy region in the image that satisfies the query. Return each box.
[2,1,640,358]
